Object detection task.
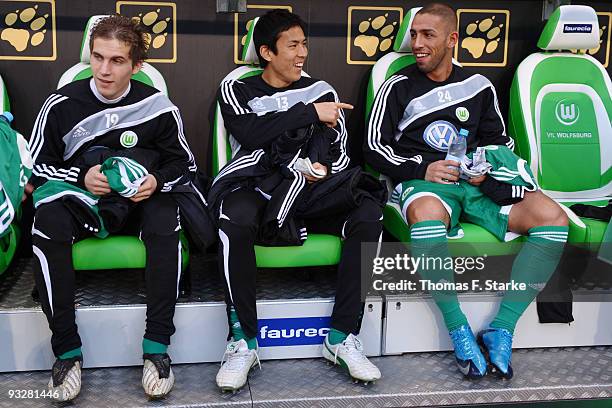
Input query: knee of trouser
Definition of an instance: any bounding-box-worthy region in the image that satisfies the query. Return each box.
[219,199,263,230]
[140,195,180,236]
[343,199,383,238]
[218,217,257,243]
[33,202,74,242]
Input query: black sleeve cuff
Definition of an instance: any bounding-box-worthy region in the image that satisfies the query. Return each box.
[74,165,90,189]
[480,176,524,206]
[150,171,164,192]
[411,161,429,180]
[305,103,320,124]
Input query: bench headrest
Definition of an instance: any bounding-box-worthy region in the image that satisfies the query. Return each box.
[537,5,599,51]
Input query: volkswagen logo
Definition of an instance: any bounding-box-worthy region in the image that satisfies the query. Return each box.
[423,120,458,151]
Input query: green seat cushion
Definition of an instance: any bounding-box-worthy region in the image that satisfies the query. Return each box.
[383,204,411,242]
[254,234,342,268]
[383,204,524,256]
[560,201,609,250]
[73,233,189,271]
[579,218,608,251]
[0,224,19,276]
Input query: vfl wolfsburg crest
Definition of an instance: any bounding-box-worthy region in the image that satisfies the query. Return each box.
[120,130,138,148]
[455,106,470,122]
[555,100,580,126]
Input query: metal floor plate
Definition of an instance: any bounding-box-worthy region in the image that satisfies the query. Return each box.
[1,254,611,406]
[0,346,610,407]
[1,251,608,309]
[0,255,339,309]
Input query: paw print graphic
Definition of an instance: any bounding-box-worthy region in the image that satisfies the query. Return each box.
[461,16,503,59]
[241,19,253,47]
[587,24,606,55]
[133,9,170,49]
[1,5,48,52]
[354,14,397,57]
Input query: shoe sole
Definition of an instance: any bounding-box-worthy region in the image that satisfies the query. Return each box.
[220,387,240,393]
[476,333,513,380]
[217,361,258,392]
[146,391,172,400]
[49,386,80,402]
[50,391,79,403]
[322,343,380,384]
[459,364,486,380]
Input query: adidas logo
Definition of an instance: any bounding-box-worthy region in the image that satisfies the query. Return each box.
[413,101,426,112]
[72,126,90,138]
[251,100,265,111]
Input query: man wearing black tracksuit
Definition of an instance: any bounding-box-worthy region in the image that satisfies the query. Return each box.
[212,9,385,392]
[28,14,195,401]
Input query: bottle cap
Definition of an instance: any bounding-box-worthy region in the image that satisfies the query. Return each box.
[459,128,469,137]
[1,112,13,123]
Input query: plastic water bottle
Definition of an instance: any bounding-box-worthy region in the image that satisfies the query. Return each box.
[446,128,468,168]
[0,111,13,124]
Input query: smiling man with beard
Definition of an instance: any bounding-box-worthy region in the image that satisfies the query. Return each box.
[364,3,569,380]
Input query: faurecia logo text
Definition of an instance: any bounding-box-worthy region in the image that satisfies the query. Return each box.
[563,24,592,33]
[257,317,331,347]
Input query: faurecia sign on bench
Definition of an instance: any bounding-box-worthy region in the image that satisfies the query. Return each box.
[258,317,331,347]
[563,24,592,33]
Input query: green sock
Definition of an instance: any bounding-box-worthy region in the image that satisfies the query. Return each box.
[410,220,468,332]
[327,328,348,345]
[230,308,257,350]
[142,338,167,355]
[58,347,82,360]
[491,225,568,334]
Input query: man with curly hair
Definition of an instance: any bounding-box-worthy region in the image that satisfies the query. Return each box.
[29,14,196,401]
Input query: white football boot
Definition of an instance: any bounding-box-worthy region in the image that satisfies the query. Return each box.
[216,339,261,392]
[322,333,381,384]
[142,353,175,399]
[48,356,82,402]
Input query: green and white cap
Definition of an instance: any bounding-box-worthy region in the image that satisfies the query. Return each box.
[100,156,149,198]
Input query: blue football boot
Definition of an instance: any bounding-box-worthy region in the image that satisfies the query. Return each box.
[449,325,487,379]
[478,327,514,379]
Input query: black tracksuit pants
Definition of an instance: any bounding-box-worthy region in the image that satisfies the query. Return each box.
[218,188,383,339]
[32,193,181,357]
